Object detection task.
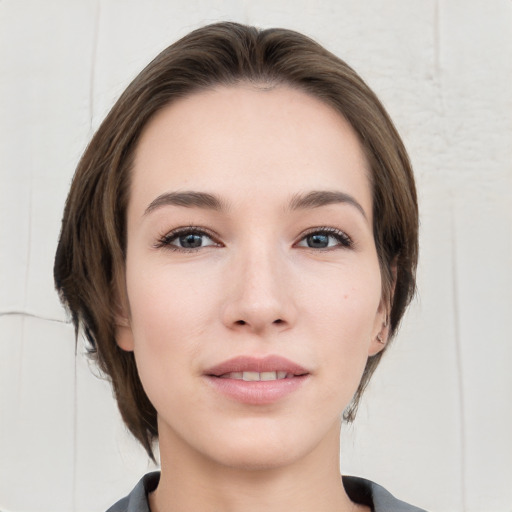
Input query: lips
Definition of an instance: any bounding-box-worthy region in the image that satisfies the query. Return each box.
[204,355,310,405]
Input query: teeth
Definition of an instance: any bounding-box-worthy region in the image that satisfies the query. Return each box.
[220,371,242,379]
[243,371,260,381]
[221,371,291,381]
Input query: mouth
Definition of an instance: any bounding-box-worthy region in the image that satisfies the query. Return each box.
[203,355,310,405]
[218,371,298,381]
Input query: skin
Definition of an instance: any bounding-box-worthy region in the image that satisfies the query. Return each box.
[116,85,389,512]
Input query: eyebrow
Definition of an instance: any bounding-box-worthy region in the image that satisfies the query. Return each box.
[144,189,367,219]
[289,190,367,219]
[144,191,227,215]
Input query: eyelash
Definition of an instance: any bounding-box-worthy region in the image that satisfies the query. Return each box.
[154,226,353,252]
[298,227,353,250]
[154,226,221,252]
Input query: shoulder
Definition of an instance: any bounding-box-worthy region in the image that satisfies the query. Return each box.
[343,475,429,512]
[105,472,160,512]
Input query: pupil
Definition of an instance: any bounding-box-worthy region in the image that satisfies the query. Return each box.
[180,233,202,248]
[308,234,328,248]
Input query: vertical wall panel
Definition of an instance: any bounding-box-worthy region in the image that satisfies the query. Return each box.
[74,338,156,512]
[0,0,98,321]
[0,2,106,511]
[438,1,512,510]
[88,0,246,128]
[0,317,75,512]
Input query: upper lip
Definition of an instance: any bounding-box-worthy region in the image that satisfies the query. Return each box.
[204,355,310,377]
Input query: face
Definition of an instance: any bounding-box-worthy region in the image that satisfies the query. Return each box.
[117,85,387,470]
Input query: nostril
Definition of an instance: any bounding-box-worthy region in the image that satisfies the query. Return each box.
[234,319,283,326]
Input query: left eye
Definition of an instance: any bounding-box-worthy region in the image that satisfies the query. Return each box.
[296,229,352,249]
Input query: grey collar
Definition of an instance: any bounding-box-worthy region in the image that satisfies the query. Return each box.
[107,471,428,512]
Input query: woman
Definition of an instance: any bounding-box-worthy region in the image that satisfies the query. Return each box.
[54,22,424,512]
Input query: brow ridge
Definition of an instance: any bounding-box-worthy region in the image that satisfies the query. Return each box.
[289,190,367,219]
[144,191,226,215]
[144,189,366,219]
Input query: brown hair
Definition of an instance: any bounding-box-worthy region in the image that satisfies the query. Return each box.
[54,22,418,459]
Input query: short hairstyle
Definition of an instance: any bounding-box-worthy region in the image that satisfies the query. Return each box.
[54,22,418,459]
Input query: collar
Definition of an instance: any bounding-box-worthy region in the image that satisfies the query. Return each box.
[107,471,428,512]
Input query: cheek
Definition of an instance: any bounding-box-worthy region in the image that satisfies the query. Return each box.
[127,257,215,332]
[299,262,382,376]
[124,265,214,418]
[300,257,382,330]
[124,260,217,382]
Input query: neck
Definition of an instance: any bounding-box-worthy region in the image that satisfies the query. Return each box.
[149,421,365,512]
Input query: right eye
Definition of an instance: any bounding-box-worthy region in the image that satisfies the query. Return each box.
[157,228,220,251]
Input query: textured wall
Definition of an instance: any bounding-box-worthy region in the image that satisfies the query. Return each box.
[1,1,511,511]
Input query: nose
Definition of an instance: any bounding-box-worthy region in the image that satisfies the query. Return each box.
[221,244,298,335]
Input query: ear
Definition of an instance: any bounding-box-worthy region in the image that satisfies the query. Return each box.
[115,315,135,352]
[112,272,135,352]
[368,259,397,357]
[368,306,389,356]
[114,300,135,352]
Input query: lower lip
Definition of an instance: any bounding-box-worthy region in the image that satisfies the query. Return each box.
[204,375,308,405]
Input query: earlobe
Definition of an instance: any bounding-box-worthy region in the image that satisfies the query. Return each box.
[368,270,396,357]
[368,314,389,356]
[115,319,135,352]
[114,301,135,352]
[113,286,134,351]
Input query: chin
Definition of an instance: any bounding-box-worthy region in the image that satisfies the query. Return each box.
[210,441,302,471]
[199,421,328,472]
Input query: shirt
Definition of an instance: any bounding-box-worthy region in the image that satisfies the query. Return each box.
[106,471,428,512]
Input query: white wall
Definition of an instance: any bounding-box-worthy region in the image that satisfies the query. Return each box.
[1,1,511,511]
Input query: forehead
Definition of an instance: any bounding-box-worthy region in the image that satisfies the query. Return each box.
[130,84,372,217]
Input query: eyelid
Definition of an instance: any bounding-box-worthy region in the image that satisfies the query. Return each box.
[154,226,222,251]
[295,226,353,249]
[153,225,353,251]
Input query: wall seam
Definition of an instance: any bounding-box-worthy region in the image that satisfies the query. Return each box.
[436,1,466,507]
[88,0,101,130]
[18,168,33,420]
[451,206,467,512]
[0,311,70,324]
[73,2,102,509]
